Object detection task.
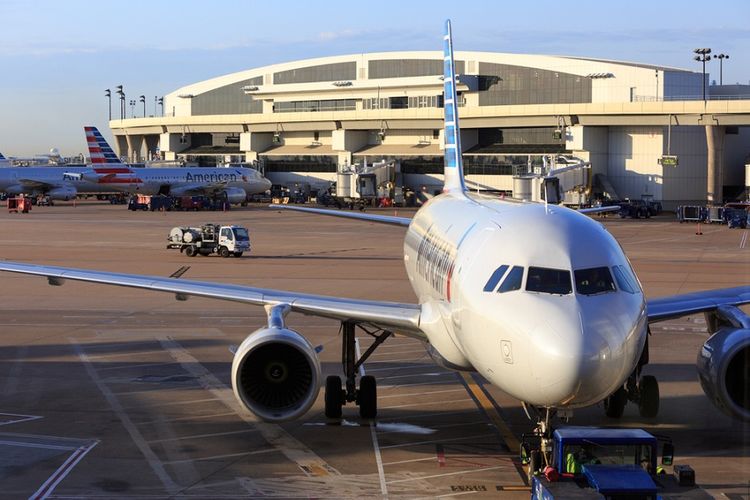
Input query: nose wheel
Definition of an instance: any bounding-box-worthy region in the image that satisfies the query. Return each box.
[604,334,660,418]
[324,321,390,419]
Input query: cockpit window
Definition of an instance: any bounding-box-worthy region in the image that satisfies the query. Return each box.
[498,266,524,293]
[574,267,616,295]
[526,267,572,295]
[483,265,509,292]
[612,265,639,294]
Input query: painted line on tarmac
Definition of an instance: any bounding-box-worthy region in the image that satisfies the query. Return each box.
[740,230,748,249]
[379,433,497,450]
[356,337,388,498]
[70,338,181,495]
[156,335,340,477]
[162,447,279,466]
[29,439,99,500]
[459,373,520,453]
[386,464,505,484]
[147,427,260,445]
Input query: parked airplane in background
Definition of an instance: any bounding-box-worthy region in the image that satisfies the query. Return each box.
[0,163,125,200]
[0,152,9,167]
[80,127,271,203]
[0,22,747,474]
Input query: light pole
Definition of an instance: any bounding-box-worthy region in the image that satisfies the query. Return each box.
[693,48,711,102]
[139,95,146,117]
[105,89,111,120]
[116,85,125,119]
[157,97,164,116]
[713,53,729,85]
[129,99,136,118]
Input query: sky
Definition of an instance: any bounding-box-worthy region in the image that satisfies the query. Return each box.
[1,0,748,156]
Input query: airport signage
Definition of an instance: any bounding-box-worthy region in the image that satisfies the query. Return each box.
[659,155,678,166]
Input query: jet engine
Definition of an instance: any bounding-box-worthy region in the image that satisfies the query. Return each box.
[697,306,750,421]
[231,327,321,422]
[222,187,247,204]
[4,185,24,195]
[47,186,78,201]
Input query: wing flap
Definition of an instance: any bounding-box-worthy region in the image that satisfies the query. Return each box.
[647,286,750,322]
[0,261,424,339]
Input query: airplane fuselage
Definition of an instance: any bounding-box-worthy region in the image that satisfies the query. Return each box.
[96,167,271,197]
[404,193,647,410]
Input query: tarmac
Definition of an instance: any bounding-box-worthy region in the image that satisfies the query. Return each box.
[0,200,748,498]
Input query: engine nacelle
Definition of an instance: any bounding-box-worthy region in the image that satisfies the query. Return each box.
[697,327,750,421]
[223,187,247,204]
[5,185,24,196]
[231,327,321,422]
[47,186,77,201]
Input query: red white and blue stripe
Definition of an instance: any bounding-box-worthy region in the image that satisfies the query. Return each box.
[442,19,466,193]
[85,126,124,165]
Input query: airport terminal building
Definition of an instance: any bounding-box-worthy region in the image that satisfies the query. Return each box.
[110,51,750,208]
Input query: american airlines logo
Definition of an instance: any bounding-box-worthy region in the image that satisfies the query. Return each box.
[416,231,456,300]
[185,171,247,183]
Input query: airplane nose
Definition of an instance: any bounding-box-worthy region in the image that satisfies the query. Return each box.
[528,300,635,407]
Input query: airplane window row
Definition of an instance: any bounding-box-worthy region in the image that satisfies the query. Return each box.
[484,264,641,296]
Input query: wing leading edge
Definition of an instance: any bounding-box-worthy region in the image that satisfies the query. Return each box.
[0,261,424,339]
[647,286,750,322]
[271,205,412,227]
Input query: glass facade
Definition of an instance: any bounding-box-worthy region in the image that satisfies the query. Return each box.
[274,99,356,113]
[192,76,263,115]
[263,156,337,172]
[369,59,465,79]
[273,62,356,84]
[478,63,591,106]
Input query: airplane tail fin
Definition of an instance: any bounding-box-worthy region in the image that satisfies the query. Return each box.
[442,19,466,194]
[85,126,124,165]
[0,152,6,160]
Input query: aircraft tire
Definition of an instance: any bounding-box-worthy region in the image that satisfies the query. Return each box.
[358,375,377,419]
[638,375,659,418]
[325,375,343,418]
[604,386,628,418]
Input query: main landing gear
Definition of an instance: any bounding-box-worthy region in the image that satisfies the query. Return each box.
[324,321,392,419]
[604,333,660,418]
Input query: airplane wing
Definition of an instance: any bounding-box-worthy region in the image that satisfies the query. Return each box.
[647,286,750,322]
[17,178,56,189]
[0,261,425,339]
[271,205,412,227]
[577,206,621,215]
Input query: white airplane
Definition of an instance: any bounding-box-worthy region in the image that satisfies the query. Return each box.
[0,21,748,467]
[0,163,126,200]
[80,127,271,203]
[0,151,9,167]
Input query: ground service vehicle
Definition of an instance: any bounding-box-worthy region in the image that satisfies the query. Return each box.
[167,224,250,257]
[527,428,702,499]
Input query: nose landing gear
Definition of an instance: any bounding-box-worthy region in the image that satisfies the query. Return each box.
[603,333,660,418]
[323,321,391,419]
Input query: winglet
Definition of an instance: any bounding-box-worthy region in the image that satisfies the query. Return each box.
[442,19,466,194]
[84,126,124,165]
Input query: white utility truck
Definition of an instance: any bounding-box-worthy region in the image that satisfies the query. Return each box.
[167,224,250,257]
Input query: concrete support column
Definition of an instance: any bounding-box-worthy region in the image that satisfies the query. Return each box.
[160,133,191,161]
[705,125,726,204]
[240,132,274,164]
[144,135,160,161]
[332,129,368,167]
[126,135,144,163]
[115,135,129,163]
